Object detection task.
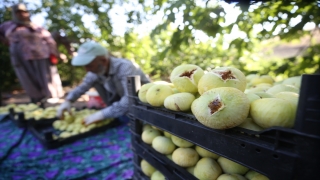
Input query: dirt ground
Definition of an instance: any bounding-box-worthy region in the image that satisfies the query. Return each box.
[1,87,88,109]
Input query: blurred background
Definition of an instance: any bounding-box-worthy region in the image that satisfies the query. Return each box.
[1,0,319,93]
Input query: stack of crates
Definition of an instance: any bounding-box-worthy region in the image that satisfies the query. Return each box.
[127,74,320,180]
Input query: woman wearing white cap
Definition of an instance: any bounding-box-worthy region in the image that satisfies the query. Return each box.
[0,3,64,103]
[57,41,150,125]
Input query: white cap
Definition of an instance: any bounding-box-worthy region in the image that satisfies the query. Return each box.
[71,41,108,66]
[16,4,28,11]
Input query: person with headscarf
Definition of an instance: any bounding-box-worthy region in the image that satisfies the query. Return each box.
[0,3,64,103]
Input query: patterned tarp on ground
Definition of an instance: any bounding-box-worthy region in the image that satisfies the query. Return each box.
[0,115,133,180]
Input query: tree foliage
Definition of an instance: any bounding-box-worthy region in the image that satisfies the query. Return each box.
[0,5,17,90]
[1,0,319,91]
[148,0,320,76]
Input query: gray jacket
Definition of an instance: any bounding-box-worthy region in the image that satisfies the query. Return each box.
[66,57,150,118]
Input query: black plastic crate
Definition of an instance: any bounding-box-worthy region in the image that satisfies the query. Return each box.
[28,118,120,149]
[9,108,57,128]
[8,106,102,128]
[132,161,149,180]
[9,110,28,128]
[131,131,197,180]
[0,112,9,118]
[126,75,320,180]
[295,74,320,136]
[131,136,173,179]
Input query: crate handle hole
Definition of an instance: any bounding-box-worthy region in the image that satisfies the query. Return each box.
[255,148,261,153]
[273,154,279,159]
[240,143,246,148]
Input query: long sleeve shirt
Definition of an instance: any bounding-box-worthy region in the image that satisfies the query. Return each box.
[66,57,150,118]
[0,21,58,61]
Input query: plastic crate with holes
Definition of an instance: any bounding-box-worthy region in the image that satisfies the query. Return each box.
[127,74,320,180]
[130,120,198,180]
[28,117,119,149]
[8,105,102,128]
[27,107,113,149]
[7,103,49,127]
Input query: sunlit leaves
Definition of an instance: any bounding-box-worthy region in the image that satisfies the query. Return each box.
[0,6,16,90]
[1,0,320,90]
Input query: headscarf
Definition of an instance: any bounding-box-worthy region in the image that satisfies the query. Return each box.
[11,3,32,27]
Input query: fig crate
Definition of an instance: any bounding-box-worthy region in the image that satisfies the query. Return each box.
[126,74,320,180]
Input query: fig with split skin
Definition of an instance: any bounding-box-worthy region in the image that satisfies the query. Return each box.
[170,64,204,93]
[191,87,250,129]
[198,66,247,95]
